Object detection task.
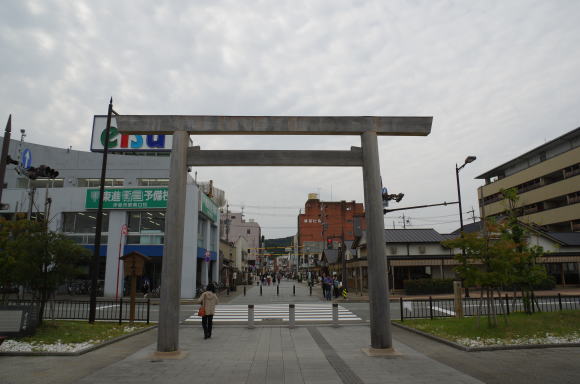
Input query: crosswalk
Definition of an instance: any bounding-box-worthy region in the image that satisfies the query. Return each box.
[184,304,362,323]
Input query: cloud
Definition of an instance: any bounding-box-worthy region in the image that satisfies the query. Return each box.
[1,0,579,237]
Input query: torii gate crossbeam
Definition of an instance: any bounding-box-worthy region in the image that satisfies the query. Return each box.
[116,115,432,354]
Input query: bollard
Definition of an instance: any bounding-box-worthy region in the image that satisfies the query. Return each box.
[260,285,263,296]
[332,303,339,327]
[277,285,279,296]
[309,286,312,296]
[293,285,296,296]
[244,286,246,296]
[248,304,255,329]
[289,304,295,328]
[227,287,230,296]
[118,297,123,324]
[400,297,404,322]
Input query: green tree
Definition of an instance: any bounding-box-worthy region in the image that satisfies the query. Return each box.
[444,189,548,327]
[0,218,90,323]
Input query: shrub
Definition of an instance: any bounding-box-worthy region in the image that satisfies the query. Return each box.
[404,278,454,295]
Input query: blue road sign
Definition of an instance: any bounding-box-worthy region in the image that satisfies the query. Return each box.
[21,149,32,168]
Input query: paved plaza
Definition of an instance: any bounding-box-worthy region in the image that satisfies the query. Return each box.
[1,281,579,384]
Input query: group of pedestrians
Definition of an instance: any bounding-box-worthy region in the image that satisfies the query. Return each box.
[258,273,283,286]
[320,273,343,300]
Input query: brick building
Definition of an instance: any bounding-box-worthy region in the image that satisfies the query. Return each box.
[297,193,365,271]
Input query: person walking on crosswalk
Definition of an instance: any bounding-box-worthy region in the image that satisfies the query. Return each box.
[197,283,219,339]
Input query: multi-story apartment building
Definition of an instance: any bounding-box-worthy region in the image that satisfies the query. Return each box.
[476,127,580,232]
[297,193,365,270]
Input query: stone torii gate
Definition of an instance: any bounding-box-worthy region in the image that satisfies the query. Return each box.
[116,115,432,354]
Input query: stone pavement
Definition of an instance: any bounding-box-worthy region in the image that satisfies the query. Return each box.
[74,326,481,384]
[2,280,579,384]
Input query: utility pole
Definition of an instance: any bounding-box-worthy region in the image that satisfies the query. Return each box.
[89,97,116,323]
[467,207,477,224]
[340,201,347,293]
[0,115,12,207]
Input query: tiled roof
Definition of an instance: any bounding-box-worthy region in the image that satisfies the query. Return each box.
[384,229,452,243]
[546,232,580,246]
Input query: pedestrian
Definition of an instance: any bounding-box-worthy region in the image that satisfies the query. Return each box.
[324,275,333,300]
[197,282,219,339]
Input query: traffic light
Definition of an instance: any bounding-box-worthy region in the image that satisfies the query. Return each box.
[37,165,59,178]
[23,164,59,180]
[327,238,333,249]
[6,155,19,165]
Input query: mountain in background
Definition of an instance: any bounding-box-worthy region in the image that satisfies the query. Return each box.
[264,236,293,251]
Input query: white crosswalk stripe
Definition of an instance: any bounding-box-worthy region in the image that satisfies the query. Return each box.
[184,304,362,323]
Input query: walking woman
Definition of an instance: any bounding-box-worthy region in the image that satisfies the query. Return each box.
[197,283,219,339]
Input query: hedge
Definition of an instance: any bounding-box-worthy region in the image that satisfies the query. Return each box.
[403,278,454,295]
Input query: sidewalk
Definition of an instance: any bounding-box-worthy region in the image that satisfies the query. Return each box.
[3,323,578,384]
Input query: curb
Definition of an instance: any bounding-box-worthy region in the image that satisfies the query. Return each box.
[392,322,580,352]
[0,325,158,357]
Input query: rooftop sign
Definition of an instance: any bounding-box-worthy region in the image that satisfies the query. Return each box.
[85,187,168,209]
[91,116,172,152]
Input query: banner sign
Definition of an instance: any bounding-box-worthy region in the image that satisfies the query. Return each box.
[85,188,168,209]
[90,116,172,152]
[200,193,218,222]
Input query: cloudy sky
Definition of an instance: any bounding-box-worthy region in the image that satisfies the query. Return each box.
[1,0,579,238]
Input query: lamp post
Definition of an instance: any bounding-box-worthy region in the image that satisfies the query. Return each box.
[455,155,476,298]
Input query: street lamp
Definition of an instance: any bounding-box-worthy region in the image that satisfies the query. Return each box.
[455,155,476,297]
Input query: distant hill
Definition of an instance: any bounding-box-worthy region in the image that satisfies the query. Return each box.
[264,236,293,252]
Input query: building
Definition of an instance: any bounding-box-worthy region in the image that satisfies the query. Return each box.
[297,193,365,273]
[220,211,261,272]
[352,224,580,292]
[0,136,220,298]
[476,127,580,232]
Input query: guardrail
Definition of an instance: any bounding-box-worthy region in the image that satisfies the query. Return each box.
[6,298,151,324]
[400,294,580,321]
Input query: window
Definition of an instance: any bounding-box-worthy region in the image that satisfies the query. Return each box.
[78,178,124,187]
[127,211,165,233]
[389,246,397,255]
[247,229,251,235]
[138,178,169,186]
[197,218,206,247]
[419,245,426,254]
[62,212,109,233]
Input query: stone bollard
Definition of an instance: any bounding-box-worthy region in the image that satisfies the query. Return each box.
[332,303,339,327]
[289,304,295,329]
[243,286,246,296]
[260,285,263,296]
[248,304,255,329]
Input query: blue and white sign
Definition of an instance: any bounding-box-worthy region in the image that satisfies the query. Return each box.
[21,149,32,169]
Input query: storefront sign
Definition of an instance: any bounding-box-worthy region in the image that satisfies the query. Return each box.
[200,193,218,222]
[90,116,172,152]
[85,187,168,209]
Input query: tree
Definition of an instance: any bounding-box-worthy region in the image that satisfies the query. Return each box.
[0,218,90,323]
[443,188,548,327]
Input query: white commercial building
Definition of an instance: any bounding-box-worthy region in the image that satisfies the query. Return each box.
[0,131,220,299]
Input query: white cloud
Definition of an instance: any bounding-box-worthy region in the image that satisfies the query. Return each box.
[1,0,579,237]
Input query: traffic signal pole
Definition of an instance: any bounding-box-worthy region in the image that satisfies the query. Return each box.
[0,115,12,207]
[89,98,114,323]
